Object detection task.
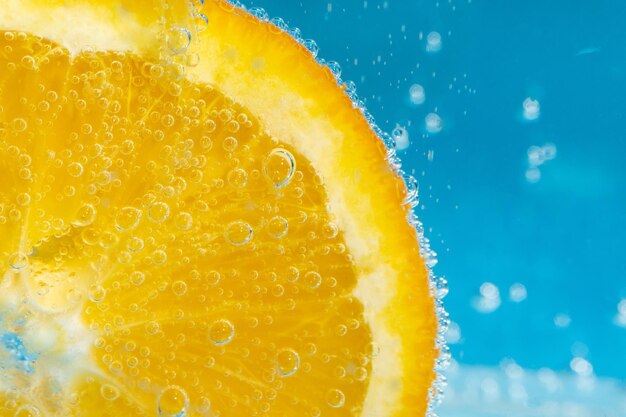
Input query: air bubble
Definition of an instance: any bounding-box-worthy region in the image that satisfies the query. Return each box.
[146,321,160,335]
[174,212,193,230]
[206,270,221,285]
[303,271,322,289]
[167,27,192,54]
[276,348,300,377]
[74,203,97,226]
[267,216,288,238]
[264,148,296,188]
[100,384,120,401]
[225,221,253,246]
[12,117,27,131]
[16,193,31,206]
[14,405,40,417]
[157,385,189,416]
[88,284,106,302]
[227,168,248,188]
[130,271,146,286]
[8,251,28,270]
[322,222,339,239]
[148,202,170,222]
[172,281,188,296]
[325,389,345,408]
[115,207,142,231]
[209,319,235,345]
[127,237,145,252]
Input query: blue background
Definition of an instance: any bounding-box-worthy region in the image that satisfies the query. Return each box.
[238,0,626,381]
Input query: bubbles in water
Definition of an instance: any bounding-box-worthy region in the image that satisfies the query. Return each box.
[100,384,120,401]
[115,206,142,231]
[148,202,170,222]
[570,357,593,377]
[227,168,248,188]
[276,348,300,377]
[14,405,40,417]
[303,271,322,289]
[172,280,188,296]
[146,321,160,335]
[264,148,296,188]
[392,125,410,150]
[130,271,146,286]
[73,203,97,226]
[525,143,557,183]
[554,313,571,328]
[88,284,107,302]
[614,299,626,327]
[425,113,443,134]
[267,216,288,238]
[157,385,189,417]
[167,27,192,54]
[409,83,426,105]
[509,283,527,302]
[472,282,501,313]
[522,97,540,120]
[8,252,28,270]
[174,212,194,231]
[209,319,235,345]
[225,221,253,245]
[426,31,442,52]
[325,389,345,408]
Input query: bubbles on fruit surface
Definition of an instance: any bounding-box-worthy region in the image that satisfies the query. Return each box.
[264,148,296,187]
[157,385,189,417]
[209,319,235,345]
[100,384,120,401]
[14,405,40,417]
[276,348,300,377]
[267,216,288,238]
[325,389,345,408]
[303,271,322,289]
[115,206,142,231]
[8,251,28,270]
[148,202,170,222]
[225,221,253,245]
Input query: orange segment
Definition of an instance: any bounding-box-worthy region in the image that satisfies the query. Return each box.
[0,1,439,417]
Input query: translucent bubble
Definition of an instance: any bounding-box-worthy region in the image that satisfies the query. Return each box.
[264,148,296,188]
[267,216,288,238]
[409,83,426,105]
[425,113,442,134]
[74,203,97,226]
[276,348,300,377]
[174,212,193,230]
[100,384,120,401]
[303,271,322,289]
[148,202,170,222]
[225,221,253,246]
[509,283,527,302]
[172,280,188,296]
[16,192,31,206]
[146,321,160,335]
[8,252,28,270]
[12,117,27,132]
[127,237,145,252]
[393,125,410,150]
[227,168,248,188]
[130,271,146,286]
[115,207,142,231]
[523,97,540,120]
[206,270,221,285]
[325,389,345,408]
[426,31,442,52]
[209,319,235,345]
[167,27,192,54]
[157,386,189,417]
[88,284,106,302]
[222,136,238,152]
[15,405,40,417]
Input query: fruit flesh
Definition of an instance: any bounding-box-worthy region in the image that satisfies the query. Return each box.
[0,1,438,416]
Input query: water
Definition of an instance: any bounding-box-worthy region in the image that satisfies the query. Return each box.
[239,0,626,415]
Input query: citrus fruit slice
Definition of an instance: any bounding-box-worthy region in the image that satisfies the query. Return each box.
[0,1,440,416]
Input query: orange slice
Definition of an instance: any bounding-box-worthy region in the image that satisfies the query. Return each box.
[0,1,440,416]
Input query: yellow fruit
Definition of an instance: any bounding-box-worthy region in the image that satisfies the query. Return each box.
[0,1,439,417]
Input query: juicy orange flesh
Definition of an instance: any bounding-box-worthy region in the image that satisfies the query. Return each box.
[0,32,372,416]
